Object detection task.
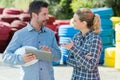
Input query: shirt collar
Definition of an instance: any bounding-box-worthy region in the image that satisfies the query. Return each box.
[78,29,93,38]
[84,29,93,37]
[26,23,46,32]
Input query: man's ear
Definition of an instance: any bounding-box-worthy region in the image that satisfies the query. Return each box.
[32,12,37,18]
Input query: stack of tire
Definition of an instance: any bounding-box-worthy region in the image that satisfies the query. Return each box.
[53,20,70,45]
[0,8,30,53]
[46,15,60,45]
[54,20,70,42]
[45,15,59,66]
[58,25,79,64]
[110,17,120,29]
[54,20,70,27]
[1,8,22,23]
[0,8,4,14]
[9,20,27,42]
[104,47,116,67]
[115,23,120,70]
[46,15,56,31]
[92,8,115,64]
[0,22,11,52]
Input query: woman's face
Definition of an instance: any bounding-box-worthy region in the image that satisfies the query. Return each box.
[73,14,84,30]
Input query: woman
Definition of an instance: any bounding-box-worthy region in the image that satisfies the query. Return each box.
[62,8,102,80]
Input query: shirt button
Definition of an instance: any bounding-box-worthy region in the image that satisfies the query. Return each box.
[38,41,40,43]
[40,68,42,70]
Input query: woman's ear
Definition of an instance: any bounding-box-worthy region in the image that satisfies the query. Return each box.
[83,21,87,27]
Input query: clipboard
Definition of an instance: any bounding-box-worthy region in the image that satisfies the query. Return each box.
[25,47,52,62]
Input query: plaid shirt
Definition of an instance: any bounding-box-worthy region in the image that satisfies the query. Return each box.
[66,30,102,80]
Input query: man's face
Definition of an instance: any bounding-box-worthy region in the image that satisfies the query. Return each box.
[34,7,49,26]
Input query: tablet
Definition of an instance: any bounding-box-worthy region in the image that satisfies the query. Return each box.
[25,47,52,62]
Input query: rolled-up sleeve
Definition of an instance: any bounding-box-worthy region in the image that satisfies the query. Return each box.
[2,32,25,65]
[66,52,77,67]
[51,34,61,62]
[67,37,102,71]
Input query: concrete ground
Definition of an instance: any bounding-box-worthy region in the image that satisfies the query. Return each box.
[0,54,120,80]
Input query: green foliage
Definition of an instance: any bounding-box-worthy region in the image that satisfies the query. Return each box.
[1,0,119,19]
[70,0,120,17]
[0,0,14,8]
[14,0,33,10]
[48,0,73,19]
[104,0,120,16]
[35,0,65,19]
[70,0,94,12]
[92,0,106,7]
[56,0,73,19]
[47,0,61,19]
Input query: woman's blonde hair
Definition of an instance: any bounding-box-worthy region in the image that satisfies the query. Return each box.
[75,8,101,34]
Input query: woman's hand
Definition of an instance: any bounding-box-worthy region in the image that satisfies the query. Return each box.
[85,54,92,60]
[61,39,74,50]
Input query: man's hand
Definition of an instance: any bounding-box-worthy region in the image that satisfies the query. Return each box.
[23,53,36,62]
[40,46,51,52]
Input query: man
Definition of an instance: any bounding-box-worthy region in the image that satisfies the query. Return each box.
[2,1,61,80]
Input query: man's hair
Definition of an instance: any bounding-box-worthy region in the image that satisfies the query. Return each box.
[29,1,48,18]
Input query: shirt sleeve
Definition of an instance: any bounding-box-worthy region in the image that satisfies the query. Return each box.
[50,33,61,62]
[2,32,25,65]
[66,52,78,67]
[67,37,102,71]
